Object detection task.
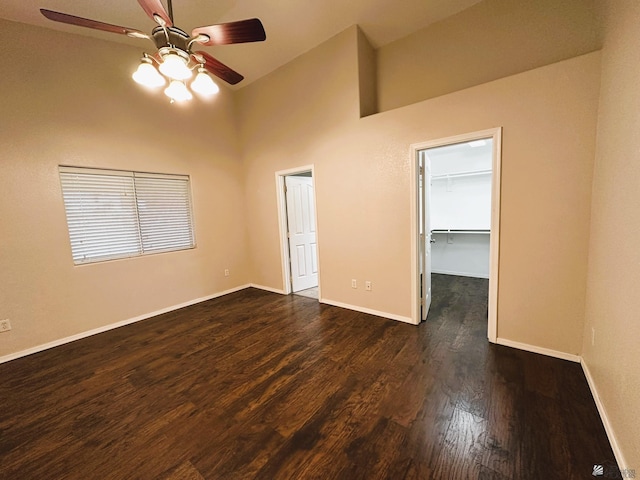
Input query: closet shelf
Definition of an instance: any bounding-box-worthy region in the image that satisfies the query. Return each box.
[431,169,492,180]
[431,229,490,235]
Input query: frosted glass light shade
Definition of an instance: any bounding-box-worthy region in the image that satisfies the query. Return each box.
[191,69,220,96]
[164,80,192,102]
[159,52,192,80]
[132,61,165,88]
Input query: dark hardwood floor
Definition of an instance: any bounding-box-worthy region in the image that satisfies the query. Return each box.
[0,275,618,479]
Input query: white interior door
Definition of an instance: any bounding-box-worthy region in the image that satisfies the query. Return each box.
[285,176,318,292]
[420,152,432,320]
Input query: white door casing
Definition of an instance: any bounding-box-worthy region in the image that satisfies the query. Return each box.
[410,127,501,340]
[285,176,318,292]
[420,154,432,321]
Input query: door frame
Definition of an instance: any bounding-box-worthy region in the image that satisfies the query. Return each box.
[409,127,502,342]
[275,165,321,296]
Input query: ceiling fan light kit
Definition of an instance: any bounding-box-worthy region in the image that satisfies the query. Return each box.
[40,0,266,104]
[192,67,220,96]
[158,50,193,81]
[164,80,193,102]
[132,57,166,88]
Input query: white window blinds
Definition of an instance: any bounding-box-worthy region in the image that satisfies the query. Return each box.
[59,166,195,264]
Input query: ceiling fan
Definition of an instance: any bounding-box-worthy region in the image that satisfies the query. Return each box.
[40,0,266,102]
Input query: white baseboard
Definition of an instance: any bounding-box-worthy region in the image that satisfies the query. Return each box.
[319,298,416,325]
[0,285,627,471]
[247,288,415,327]
[581,359,628,470]
[250,284,286,295]
[497,339,627,469]
[496,337,580,363]
[432,269,490,279]
[0,284,251,365]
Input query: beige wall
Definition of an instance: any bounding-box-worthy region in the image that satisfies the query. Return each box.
[2,8,629,463]
[377,0,602,112]
[239,17,601,353]
[357,28,377,118]
[582,0,640,468]
[0,19,250,358]
[237,27,362,290]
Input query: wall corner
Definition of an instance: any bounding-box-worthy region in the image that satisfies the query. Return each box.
[356,26,378,117]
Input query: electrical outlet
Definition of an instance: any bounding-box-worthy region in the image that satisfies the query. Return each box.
[351,279,357,289]
[365,281,372,291]
[224,269,230,277]
[0,319,11,332]
[591,327,595,347]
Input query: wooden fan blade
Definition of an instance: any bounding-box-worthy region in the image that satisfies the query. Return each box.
[40,9,148,38]
[192,18,266,46]
[194,51,244,85]
[137,0,173,27]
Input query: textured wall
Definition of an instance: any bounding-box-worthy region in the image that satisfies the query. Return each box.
[582,0,640,468]
[0,19,250,358]
[376,0,602,112]
[1,15,603,368]
[239,20,601,353]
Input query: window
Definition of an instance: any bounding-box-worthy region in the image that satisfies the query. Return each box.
[59,166,195,264]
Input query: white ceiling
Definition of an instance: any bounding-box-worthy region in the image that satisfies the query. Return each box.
[1,0,483,88]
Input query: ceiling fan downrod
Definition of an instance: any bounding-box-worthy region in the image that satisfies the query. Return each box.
[166,0,174,24]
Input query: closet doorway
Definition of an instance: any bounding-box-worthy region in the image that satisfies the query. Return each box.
[410,128,502,342]
[276,165,320,300]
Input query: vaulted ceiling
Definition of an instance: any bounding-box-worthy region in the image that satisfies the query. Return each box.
[1,0,483,87]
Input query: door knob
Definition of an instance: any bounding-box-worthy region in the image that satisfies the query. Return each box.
[430,238,436,243]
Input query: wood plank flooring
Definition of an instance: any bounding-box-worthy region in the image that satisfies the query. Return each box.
[0,274,618,479]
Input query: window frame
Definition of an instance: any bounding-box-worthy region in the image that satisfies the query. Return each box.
[58,165,196,265]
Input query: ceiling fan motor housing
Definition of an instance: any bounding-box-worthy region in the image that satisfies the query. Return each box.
[152,26,191,52]
[39,1,266,87]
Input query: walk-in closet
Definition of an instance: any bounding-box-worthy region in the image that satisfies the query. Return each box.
[426,139,493,279]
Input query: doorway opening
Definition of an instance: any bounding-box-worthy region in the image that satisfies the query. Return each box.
[276,165,320,300]
[410,128,502,342]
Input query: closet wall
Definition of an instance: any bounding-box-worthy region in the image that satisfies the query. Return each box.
[427,140,493,278]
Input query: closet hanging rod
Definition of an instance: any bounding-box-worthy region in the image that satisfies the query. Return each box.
[430,169,492,180]
[431,229,490,234]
